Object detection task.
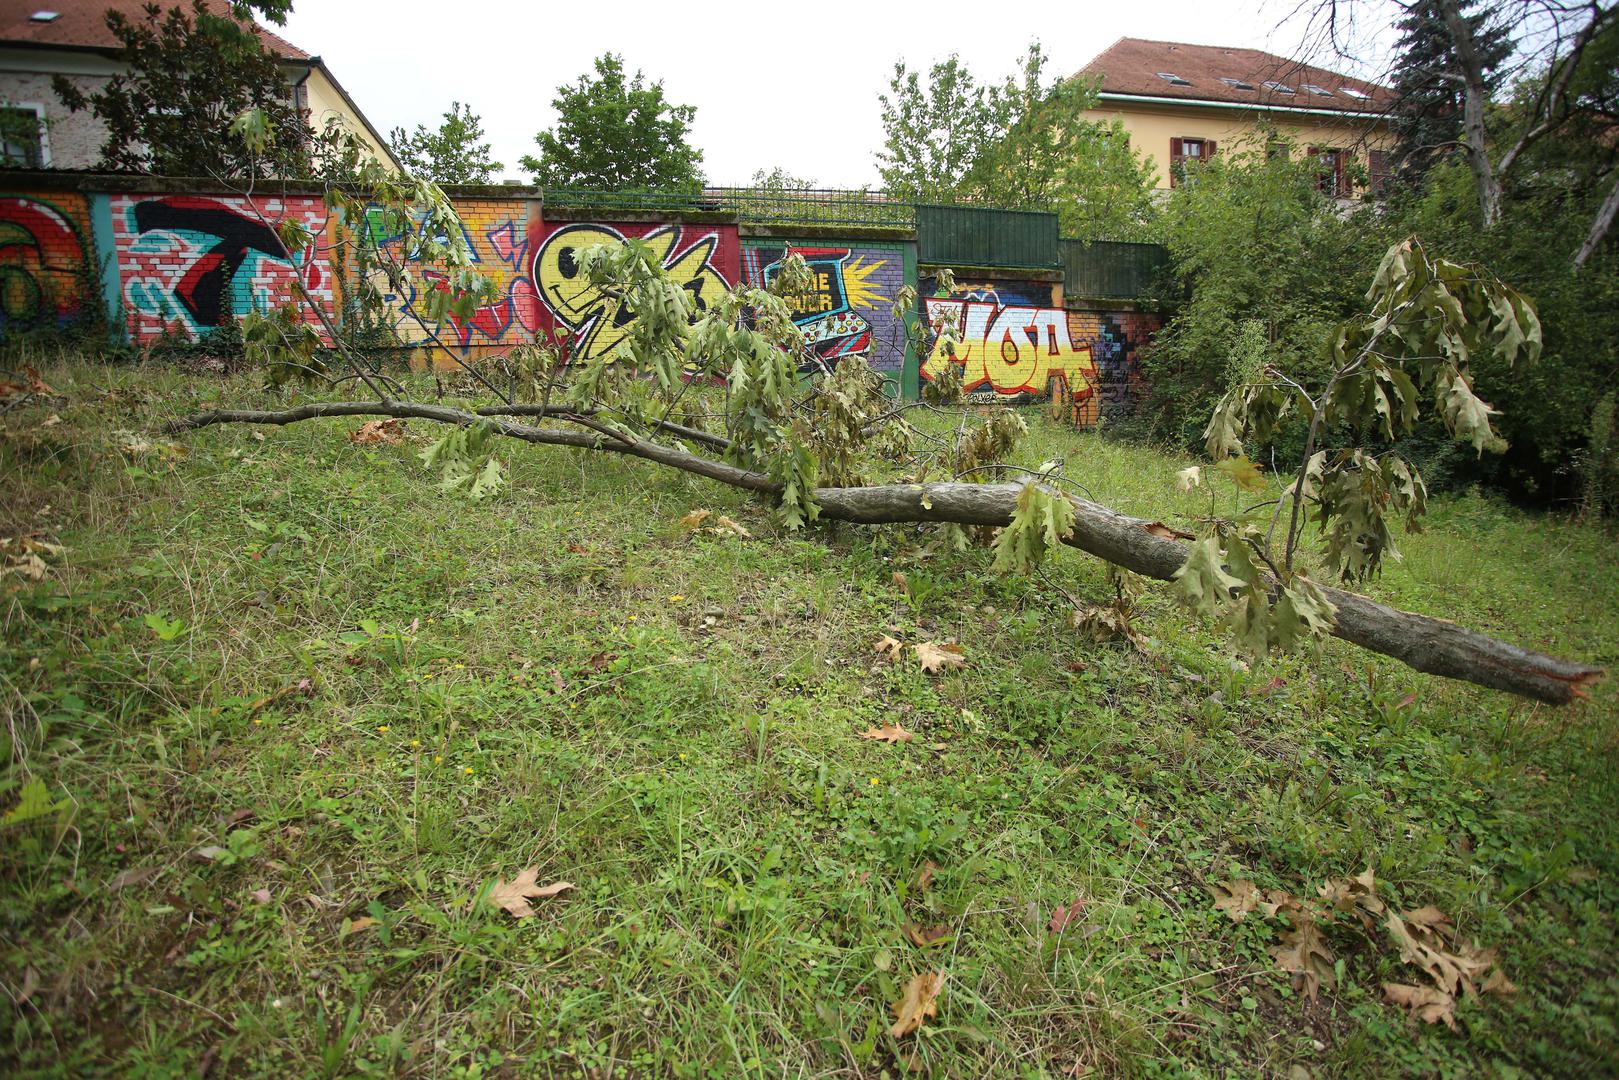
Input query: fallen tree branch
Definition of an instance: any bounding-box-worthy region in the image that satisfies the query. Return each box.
[165,401,1604,705]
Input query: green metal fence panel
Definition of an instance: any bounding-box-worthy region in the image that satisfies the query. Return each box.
[1059,239,1172,299]
[916,204,1060,269]
[540,187,915,229]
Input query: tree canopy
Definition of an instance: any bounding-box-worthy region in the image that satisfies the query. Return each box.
[389,102,504,185]
[521,53,704,191]
[53,0,308,177]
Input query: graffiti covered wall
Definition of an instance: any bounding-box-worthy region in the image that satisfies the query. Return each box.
[0,192,94,338]
[111,194,336,341]
[366,196,541,355]
[531,220,739,363]
[740,239,913,381]
[918,274,1159,423]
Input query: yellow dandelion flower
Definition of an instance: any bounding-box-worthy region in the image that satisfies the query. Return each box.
[434,754,443,764]
[670,594,684,602]
[463,766,474,775]
[869,777,880,786]
[410,738,421,748]
[252,717,263,725]
[678,753,687,761]
[377,725,389,733]
[627,615,638,622]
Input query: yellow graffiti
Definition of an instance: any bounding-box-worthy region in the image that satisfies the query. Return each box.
[923,298,1098,396]
[534,224,728,361]
[840,256,886,311]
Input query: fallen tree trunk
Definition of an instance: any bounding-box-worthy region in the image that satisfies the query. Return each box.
[166,402,1604,705]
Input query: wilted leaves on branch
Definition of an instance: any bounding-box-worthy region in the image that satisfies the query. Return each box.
[350,418,405,445]
[992,482,1075,574]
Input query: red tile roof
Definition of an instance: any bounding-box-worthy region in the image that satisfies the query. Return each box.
[0,0,310,60]
[1075,37,1392,114]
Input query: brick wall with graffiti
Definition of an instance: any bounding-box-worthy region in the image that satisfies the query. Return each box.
[740,239,914,383]
[2,177,1168,420]
[531,219,739,366]
[919,273,1159,421]
[367,196,540,355]
[0,192,96,339]
[111,193,336,342]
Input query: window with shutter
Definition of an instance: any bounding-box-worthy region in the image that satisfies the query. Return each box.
[1170,137,1209,187]
[1369,150,1390,195]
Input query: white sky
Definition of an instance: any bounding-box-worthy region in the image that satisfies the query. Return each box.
[281,0,1399,187]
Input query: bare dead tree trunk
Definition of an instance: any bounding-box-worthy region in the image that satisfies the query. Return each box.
[165,402,1605,705]
[1437,0,1502,227]
[1575,171,1619,269]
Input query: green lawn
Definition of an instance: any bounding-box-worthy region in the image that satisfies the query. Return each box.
[2,364,1615,1078]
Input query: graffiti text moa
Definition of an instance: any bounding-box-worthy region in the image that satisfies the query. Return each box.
[922,298,1099,397]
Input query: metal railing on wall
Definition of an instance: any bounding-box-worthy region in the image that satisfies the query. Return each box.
[916,204,1060,270]
[540,187,915,229]
[1059,238,1174,300]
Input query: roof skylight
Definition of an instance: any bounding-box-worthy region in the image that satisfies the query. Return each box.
[1302,84,1334,96]
[1156,72,1193,86]
[1220,78,1256,91]
[29,10,60,21]
[1340,87,1371,99]
[1262,81,1297,95]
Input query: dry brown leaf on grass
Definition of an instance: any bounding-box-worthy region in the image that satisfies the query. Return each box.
[859,724,914,744]
[712,515,752,539]
[486,868,575,918]
[889,971,942,1037]
[1383,982,1458,1030]
[350,418,405,445]
[677,509,712,531]
[1271,915,1337,1000]
[1209,880,1261,922]
[915,641,966,674]
[873,634,905,663]
[902,922,951,947]
[917,861,938,891]
[1049,896,1086,933]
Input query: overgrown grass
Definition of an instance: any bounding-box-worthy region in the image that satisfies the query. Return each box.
[2,363,1615,1078]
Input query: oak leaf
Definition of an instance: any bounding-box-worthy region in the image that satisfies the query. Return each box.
[1209,879,1261,922]
[677,509,712,530]
[351,418,405,445]
[1383,982,1458,1030]
[873,634,905,663]
[889,971,942,1037]
[487,868,575,918]
[859,724,914,744]
[1271,915,1336,1000]
[914,641,965,674]
[902,922,950,946]
[712,515,752,538]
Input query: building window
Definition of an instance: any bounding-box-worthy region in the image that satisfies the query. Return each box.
[1170,136,1215,186]
[0,105,47,168]
[1310,146,1348,197]
[1219,77,1255,91]
[1156,72,1193,86]
[1369,149,1390,195]
[1262,80,1296,95]
[1302,83,1334,97]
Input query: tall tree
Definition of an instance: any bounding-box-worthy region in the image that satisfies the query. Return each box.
[53,0,307,177]
[876,44,1157,238]
[389,103,503,185]
[521,54,703,190]
[1386,0,1512,183]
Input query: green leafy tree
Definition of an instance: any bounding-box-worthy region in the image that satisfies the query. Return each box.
[52,0,308,177]
[876,52,1011,202]
[521,53,704,190]
[876,44,1156,237]
[389,102,503,185]
[1143,134,1395,443]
